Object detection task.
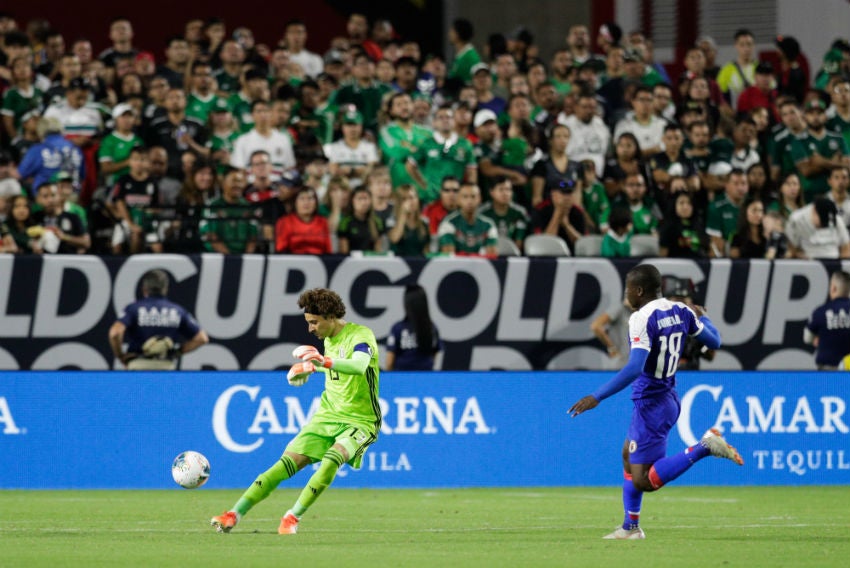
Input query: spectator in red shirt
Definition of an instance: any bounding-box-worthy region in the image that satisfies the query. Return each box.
[737,62,779,122]
[274,187,331,255]
[423,175,460,234]
[347,13,382,62]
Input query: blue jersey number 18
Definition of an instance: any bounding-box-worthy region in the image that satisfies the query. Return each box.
[654,331,683,378]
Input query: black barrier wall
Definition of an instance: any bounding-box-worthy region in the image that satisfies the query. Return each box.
[0,255,844,370]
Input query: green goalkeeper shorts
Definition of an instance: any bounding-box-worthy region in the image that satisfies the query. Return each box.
[285,418,377,470]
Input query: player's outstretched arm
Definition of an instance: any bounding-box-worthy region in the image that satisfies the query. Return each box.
[695,315,722,350]
[568,348,648,417]
[325,351,371,375]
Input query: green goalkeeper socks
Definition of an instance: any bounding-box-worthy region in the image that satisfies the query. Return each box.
[292,449,345,517]
[234,455,299,516]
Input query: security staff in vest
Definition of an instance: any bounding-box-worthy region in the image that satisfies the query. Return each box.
[804,270,850,370]
[108,269,209,370]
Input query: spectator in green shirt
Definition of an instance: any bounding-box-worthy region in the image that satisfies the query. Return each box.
[447,18,481,91]
[185,61,219,124]
[601,206,633,258]
[332,51,391,134]
[768,99,808,183]
[98,102,143,186]
[209,99,239,173]
[226,67,270,133]
[478,175,529,250]
[378,92,433,189]
[707,168,749,257]
[791,98,850,201]
[406,103,477,204]
[605,172,659,236]
[214,40,245,97]
[827,78,850,149]
[201,166,258,254]
[549,48,575,96]
[438,183,498,256]
[1,56,43,139]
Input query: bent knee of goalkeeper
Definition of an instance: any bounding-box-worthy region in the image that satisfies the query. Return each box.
[310,447,348,488]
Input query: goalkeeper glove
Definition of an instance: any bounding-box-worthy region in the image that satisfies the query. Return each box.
[287,361,315,386]
[142,335,176,359]
[293,345,334,368]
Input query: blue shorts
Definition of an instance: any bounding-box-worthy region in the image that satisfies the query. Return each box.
[627,391,681,465]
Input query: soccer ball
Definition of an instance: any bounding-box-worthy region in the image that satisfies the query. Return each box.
[171,451,210,489]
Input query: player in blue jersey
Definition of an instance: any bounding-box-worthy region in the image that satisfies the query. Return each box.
[108,269,209,370]
[569,264,743,540]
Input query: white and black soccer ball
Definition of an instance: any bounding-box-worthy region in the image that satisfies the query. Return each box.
[171,451,210,489]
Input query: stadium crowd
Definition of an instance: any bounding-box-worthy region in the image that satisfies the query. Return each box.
[1,13,850,259]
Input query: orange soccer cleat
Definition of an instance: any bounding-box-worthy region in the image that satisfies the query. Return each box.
[210,511,238,533]
[278,510,300,534]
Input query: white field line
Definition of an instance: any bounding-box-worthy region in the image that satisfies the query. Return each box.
[1,522,844,534]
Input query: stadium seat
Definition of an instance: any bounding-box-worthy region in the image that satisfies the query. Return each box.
[574,235,603,257]
[496,236,522,256]
[630,234,660,257]
[524,234,571,257]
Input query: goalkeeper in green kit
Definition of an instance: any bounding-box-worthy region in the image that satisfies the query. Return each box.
[211,288,381,534]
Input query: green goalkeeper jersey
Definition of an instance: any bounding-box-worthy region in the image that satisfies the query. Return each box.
[318,322,382,432]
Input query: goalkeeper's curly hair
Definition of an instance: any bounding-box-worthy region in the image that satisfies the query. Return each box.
[298,288,346,318]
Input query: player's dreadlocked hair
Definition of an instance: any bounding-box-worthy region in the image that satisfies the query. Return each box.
[628,264,662,297]
[298,288,346,318]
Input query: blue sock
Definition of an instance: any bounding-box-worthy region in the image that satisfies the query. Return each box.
[648,444,710,489]
[622,472,643,530]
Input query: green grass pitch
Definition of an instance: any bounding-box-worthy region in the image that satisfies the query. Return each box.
[2,487,848,567]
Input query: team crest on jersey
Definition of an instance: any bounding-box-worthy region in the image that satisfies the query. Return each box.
[632,336,641,343]
[629,440,638,453]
